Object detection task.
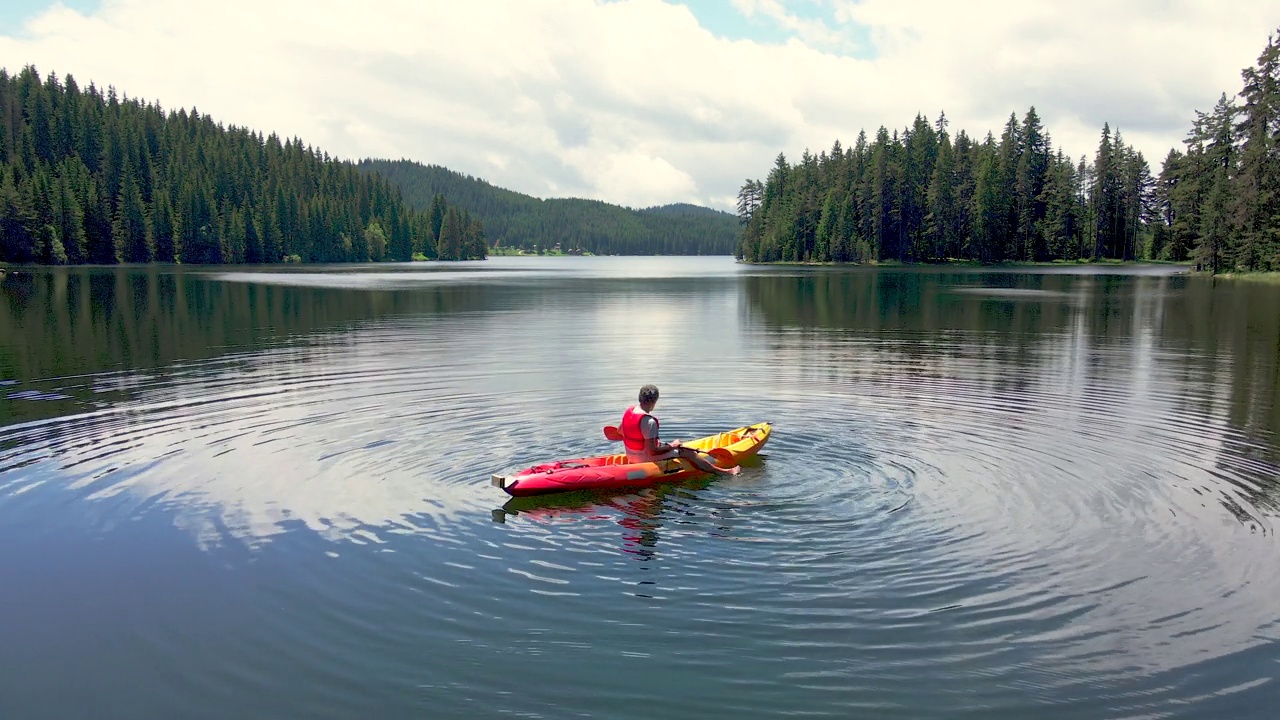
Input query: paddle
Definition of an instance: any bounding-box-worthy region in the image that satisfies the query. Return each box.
[602,425,737,465]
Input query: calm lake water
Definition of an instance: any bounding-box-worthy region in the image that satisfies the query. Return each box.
[2,256,1279,719]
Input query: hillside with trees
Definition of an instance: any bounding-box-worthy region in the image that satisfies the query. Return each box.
[737,29,1280,273]
[359,160,739,255]
[0,66,485,266]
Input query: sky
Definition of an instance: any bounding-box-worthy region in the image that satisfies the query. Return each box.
[0,0,1276,211]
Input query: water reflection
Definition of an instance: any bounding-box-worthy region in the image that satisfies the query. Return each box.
[741,269,1280,525]
[1,274,463,440]
[494,454,773,567]
[498,488,679,566]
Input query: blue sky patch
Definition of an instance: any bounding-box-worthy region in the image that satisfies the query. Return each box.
[679,0,792,45]
[676,0,875,59]
[1,1,100,34]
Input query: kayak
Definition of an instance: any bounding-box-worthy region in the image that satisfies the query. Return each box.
[491,422,772,497]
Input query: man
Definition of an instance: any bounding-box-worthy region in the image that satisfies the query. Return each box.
[620,384,740,476]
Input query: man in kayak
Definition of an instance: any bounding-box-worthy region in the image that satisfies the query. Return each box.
[620,385,741,476]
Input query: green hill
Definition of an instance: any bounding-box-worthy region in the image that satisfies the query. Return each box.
[358,159,738,255]
[641,203,731,218]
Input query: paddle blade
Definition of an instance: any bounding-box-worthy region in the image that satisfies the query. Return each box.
[705,448,738,467]
[603,425,624,441]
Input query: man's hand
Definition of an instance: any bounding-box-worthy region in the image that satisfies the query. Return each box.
[670,439,682,448]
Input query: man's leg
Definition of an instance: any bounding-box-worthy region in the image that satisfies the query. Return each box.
[676,447,737,475]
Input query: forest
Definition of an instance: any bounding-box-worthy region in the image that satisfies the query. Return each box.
[737,31,1280,273]
[359,160,739,256]
[0,66,485,265]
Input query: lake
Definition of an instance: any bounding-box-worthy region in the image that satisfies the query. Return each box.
[1,257,1278,719]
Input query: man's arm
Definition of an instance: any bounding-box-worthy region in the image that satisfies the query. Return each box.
[641,416,676,454]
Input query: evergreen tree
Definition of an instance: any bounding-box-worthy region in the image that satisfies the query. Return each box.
[84,178,117,263]
[1041,150,1081,260]
[972,140,1003,263]
[387,202,411,261]
[114,172,152,262]
[151,189,177,262]
[466,217,488,260]
[1015,107,1050,260]
[1188,94,1239,272]
[1231,31,1280,271]
[0,164,34,262]
[437,205,463,260]
[55,172,86,263]
[925,126,958,260]
[427,193,446,246]
[737,179,763,226]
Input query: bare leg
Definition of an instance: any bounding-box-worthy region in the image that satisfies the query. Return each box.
[676,447,741,476]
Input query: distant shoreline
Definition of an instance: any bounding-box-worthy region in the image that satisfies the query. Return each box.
[1209,271,1280,283]
[736,258,1196,269]
[734,259,1280,280]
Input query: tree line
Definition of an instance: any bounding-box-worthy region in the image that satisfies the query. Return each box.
[1155,31,1280,273]
[360,159,739,255]
[0,66,485,266]
[738,29,1280,273]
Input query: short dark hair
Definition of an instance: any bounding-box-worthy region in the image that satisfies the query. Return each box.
[638,384,659,405]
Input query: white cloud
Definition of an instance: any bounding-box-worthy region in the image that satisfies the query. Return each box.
[0,0,1275,210]
[732,0,860,53]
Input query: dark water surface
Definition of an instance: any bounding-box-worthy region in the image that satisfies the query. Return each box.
[2,257,1278,719]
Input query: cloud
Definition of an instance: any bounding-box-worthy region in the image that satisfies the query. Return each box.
[0,0,1275,210]
[731,0,863,54]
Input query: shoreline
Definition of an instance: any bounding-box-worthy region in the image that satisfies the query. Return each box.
[486,247,594,257]
[1209,271,1280,283]
[737,258,1280,281]
[737,258,1197,270]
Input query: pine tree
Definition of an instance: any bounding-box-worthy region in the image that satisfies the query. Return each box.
[437,205,462,260]
[152,189,177,262]
[243,206,264,264]
[114,170,152,263]
[1016,107,1050,260]
[83,177,117,263]
[736,179,762,226]
[1188,94,1239,272]
[1041,151,1080,260]
[28,167,58,261]
[387,202,411,261]
[972,142,1003,263]
[925,127,957,260]
[466,217,487,260]
[1232,31,1280,271]
[0,165,35,262]
[1091,124,1118,259]
[427,193,446,247]
[54,172,86,263]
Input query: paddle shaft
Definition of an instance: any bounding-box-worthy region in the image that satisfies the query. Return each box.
[601,425,735,464]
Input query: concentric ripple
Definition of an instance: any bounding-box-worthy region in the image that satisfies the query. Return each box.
[1,259,1278,719]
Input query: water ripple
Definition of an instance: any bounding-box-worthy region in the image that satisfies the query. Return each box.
[2,262,1279,718]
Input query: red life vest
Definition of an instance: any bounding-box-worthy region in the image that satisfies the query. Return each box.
[620,405,656,454]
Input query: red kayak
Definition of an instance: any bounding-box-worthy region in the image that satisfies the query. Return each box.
[491,422,772,497]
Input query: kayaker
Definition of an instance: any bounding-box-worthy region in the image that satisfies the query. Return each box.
[621,385,740,476]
